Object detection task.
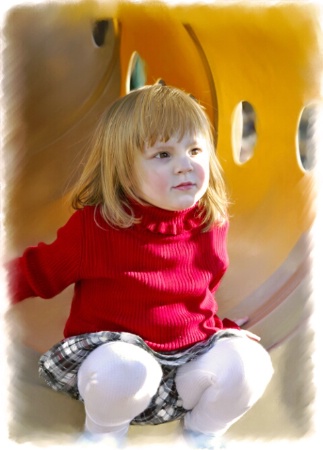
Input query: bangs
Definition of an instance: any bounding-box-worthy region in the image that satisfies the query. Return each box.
[130,85,213,149]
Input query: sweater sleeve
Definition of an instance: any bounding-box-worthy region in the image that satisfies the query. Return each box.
[6,209,83,304]
[222,318,240,330]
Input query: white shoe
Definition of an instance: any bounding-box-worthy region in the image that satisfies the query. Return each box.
[183,429,226,449]
[75,430,126,448]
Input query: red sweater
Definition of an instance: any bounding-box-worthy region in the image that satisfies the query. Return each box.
[7,202,238,351]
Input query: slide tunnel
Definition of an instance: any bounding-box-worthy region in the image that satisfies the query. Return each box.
[2,0,322,447]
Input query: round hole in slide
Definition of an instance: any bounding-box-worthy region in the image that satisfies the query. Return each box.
[232,101,257,164]
[92,20,111,47]
[297,103,320,171]
[126,52,147,93]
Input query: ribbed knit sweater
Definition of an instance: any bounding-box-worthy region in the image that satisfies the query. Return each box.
[7,202,238,351]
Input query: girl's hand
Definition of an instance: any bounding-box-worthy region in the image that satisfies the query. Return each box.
[239,329,261,342]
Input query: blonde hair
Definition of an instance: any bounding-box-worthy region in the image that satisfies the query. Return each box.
[71,84,228,230]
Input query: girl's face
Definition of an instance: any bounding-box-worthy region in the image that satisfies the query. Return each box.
[133,132,210,211]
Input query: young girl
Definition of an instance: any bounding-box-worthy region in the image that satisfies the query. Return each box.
[7,83,273,449]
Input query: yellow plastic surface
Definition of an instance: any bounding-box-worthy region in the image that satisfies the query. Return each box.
[2,0,323,444]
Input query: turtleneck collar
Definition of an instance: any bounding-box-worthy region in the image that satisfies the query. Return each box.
[129,200,205,236]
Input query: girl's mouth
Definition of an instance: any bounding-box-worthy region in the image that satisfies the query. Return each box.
[173,182,195,190]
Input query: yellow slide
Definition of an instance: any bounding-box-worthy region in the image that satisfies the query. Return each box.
[2,0,322,446]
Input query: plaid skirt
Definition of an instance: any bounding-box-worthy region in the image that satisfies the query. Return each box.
[39,329,240,426]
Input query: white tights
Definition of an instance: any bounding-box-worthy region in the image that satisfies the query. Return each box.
[176,336,273,435]
[77,337,273,438]
[77,342,163,435]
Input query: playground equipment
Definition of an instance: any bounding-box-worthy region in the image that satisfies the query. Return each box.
[3,0,322,446]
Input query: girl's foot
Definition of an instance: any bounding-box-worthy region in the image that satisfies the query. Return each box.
[183,429,226,449]
[75,430,126,448]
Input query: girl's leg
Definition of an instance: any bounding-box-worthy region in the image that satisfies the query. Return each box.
[175,336,273,437]
[77,341,163,438]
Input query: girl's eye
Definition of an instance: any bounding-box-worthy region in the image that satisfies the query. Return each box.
[190,148,202,156]
[155,152,170,159]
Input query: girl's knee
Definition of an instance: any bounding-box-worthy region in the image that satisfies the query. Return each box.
[176,337,273,410]
[216,337,274,402]
[78,341,162,401]
[77,342,163,429]
[178,337,273,433]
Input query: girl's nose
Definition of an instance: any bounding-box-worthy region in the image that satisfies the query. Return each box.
[175,156,193,174]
